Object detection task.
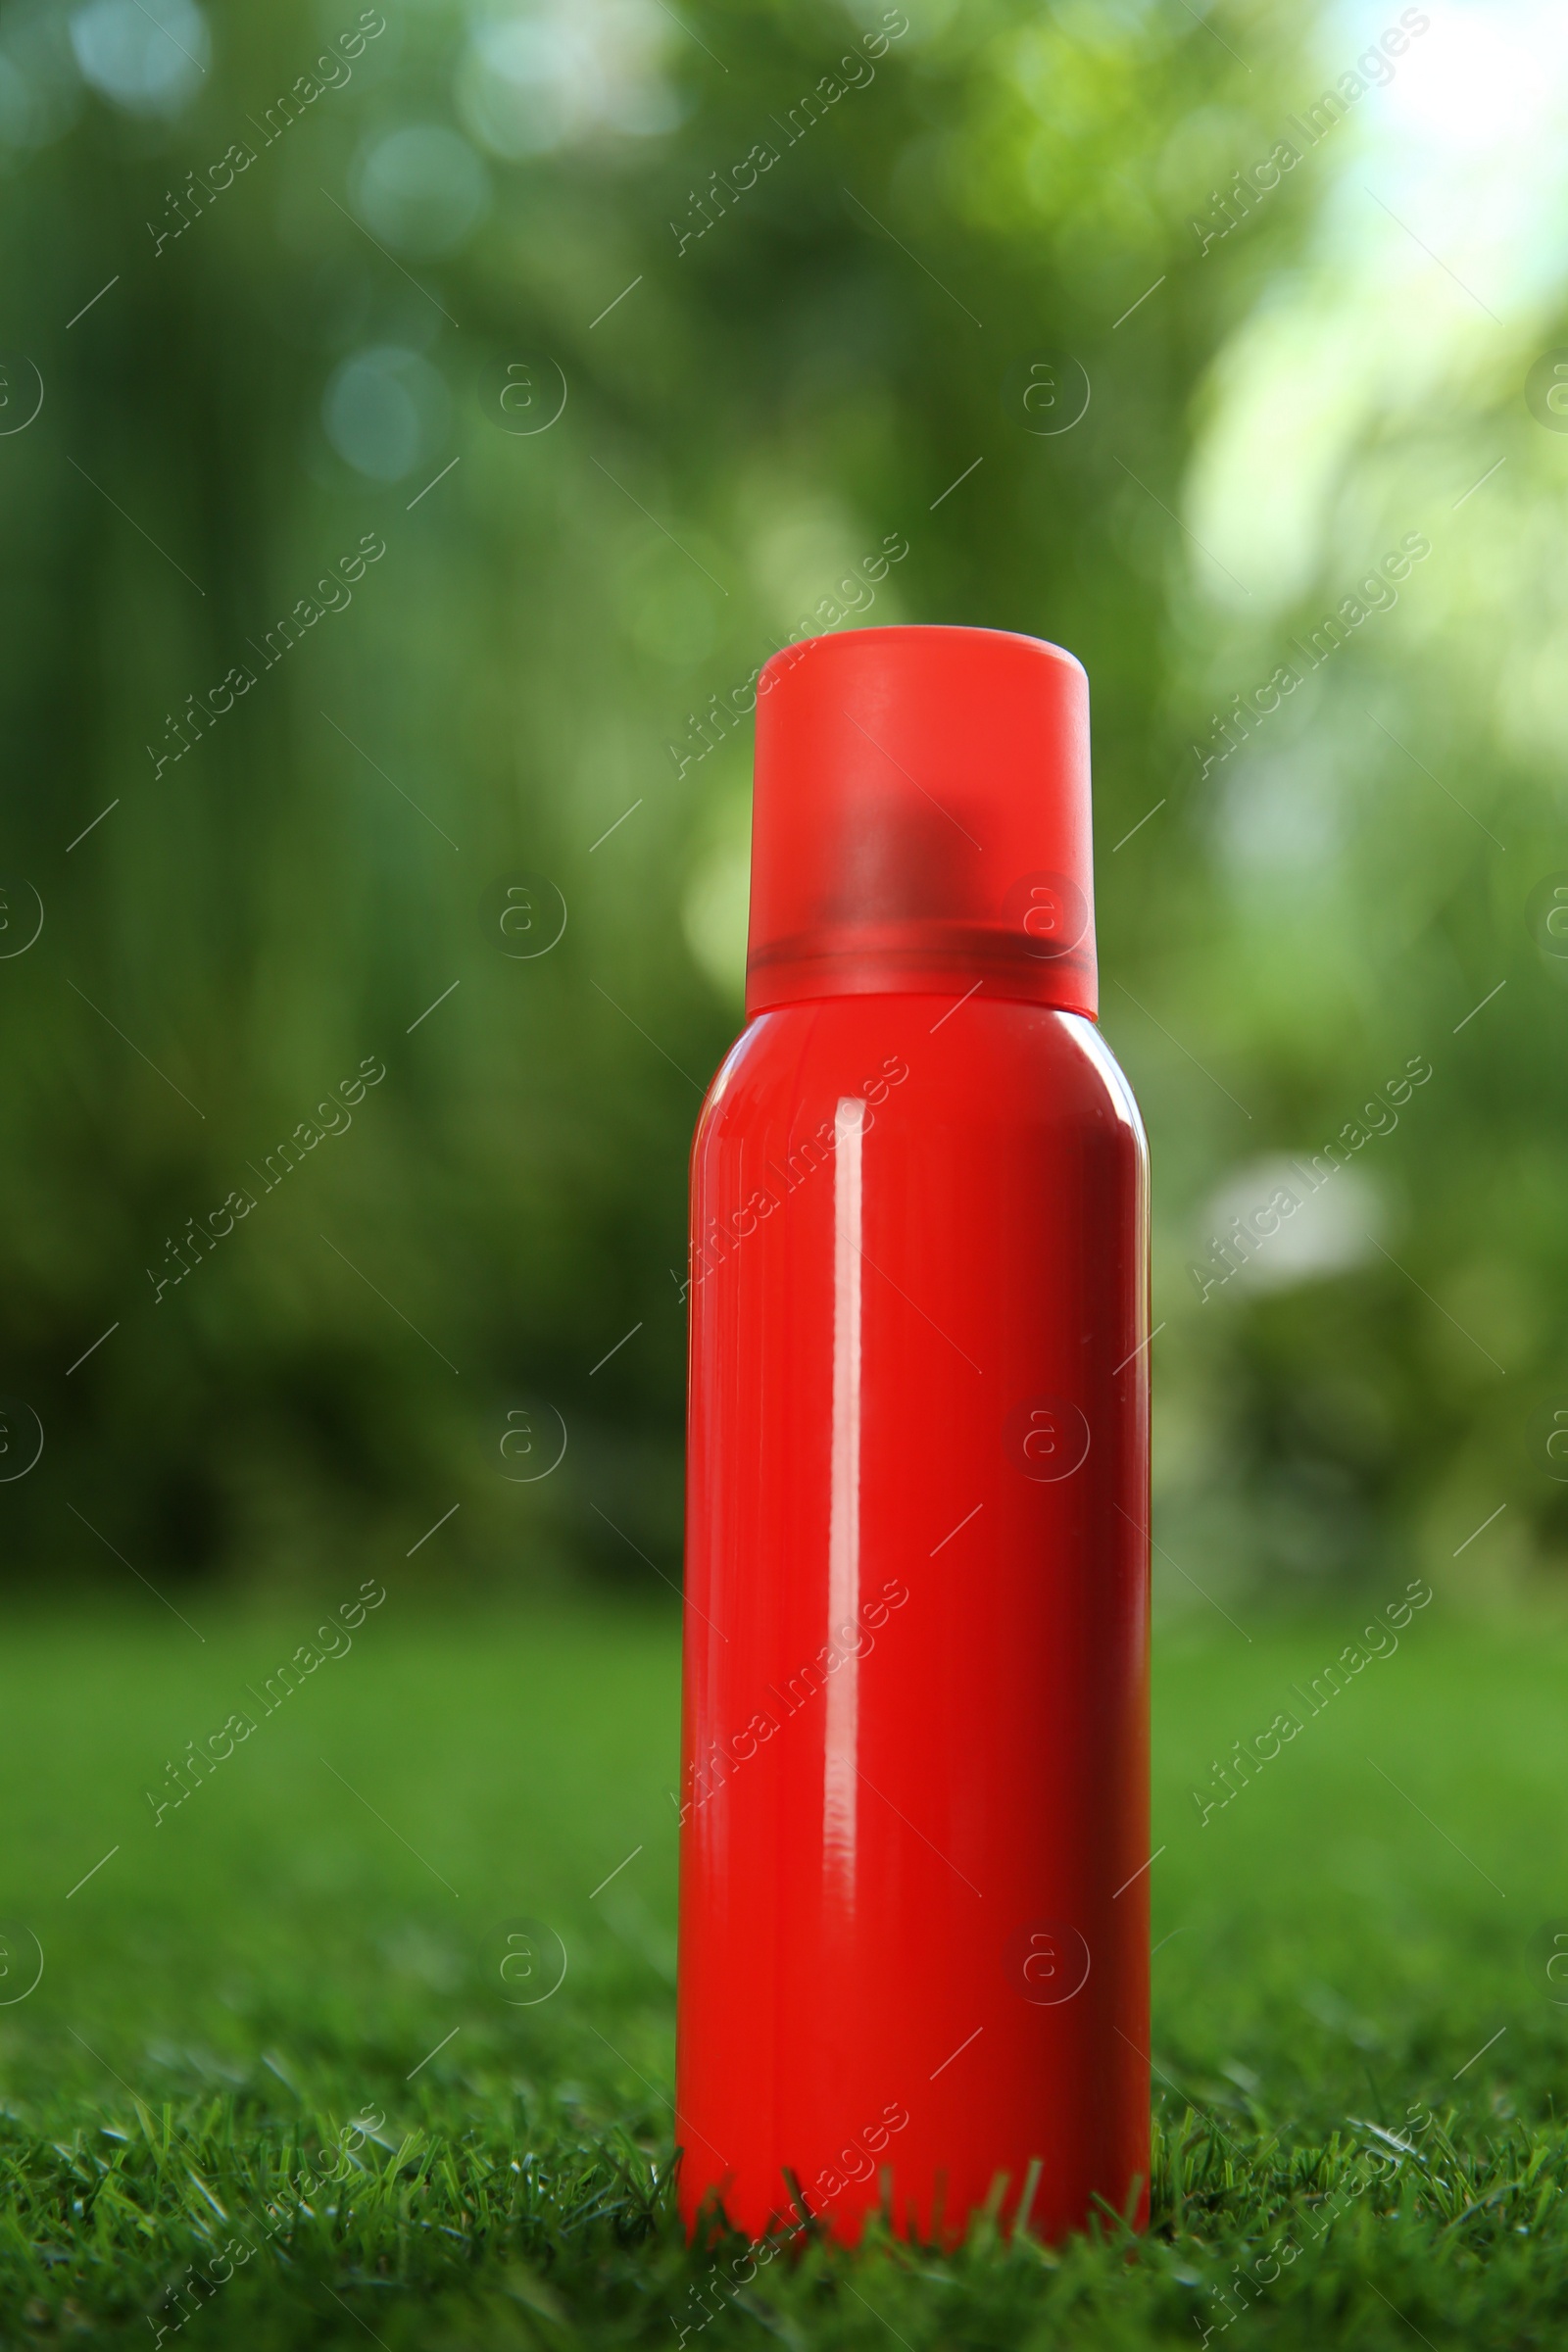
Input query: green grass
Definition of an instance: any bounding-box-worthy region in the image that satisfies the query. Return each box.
[1,1590,1565,2347]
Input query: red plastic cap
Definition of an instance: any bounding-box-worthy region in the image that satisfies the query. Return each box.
[746,624,1096,1019]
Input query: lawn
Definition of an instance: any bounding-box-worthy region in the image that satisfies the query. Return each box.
[0,1587,1564,2347]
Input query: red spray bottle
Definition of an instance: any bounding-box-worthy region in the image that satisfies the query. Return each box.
[675,625,1150,2246]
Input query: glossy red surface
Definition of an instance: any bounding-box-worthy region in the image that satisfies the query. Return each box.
[676,992,1150,2246]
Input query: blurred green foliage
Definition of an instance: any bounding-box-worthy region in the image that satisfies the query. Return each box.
[0,0,1559,1600]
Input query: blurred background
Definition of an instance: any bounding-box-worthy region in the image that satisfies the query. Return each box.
[2,0,1566,1618]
